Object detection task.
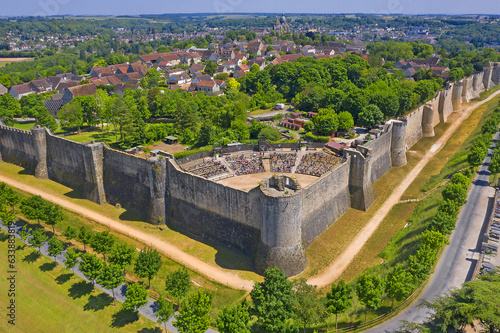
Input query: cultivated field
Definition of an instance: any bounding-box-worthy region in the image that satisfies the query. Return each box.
[0,57,33,67]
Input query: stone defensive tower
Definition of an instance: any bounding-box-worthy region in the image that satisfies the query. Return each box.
[31,126,48,179]
[390,120,407,167]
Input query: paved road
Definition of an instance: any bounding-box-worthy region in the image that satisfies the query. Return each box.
[1,223,218,333]
[365,132,498,332]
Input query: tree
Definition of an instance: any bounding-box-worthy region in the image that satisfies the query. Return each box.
[79,253,104,291]
[58,101,84,134]
[258,127,281,142]
[19,225,30,243]
[313,108,339,136]
[90,230,115,261]
[421,230,449,251]
[77,226,93,252]
[165,268,191,308]
[20,195,48,225]
[0,93,21,122]
[417,271,500,332]
[337,111,354,131]
[0,204,16,227]
[442,183,467,206]
[64,247,80,274]
[134,248,162,289]
[326,280,353,331]
[356,273,384,322]
[292,278,325,333]
[156,295,175,332]
[74,95,99,127]
[173,290,212,333]
[47,237,63,264]
[35,106,58,132]
[123,283,149,317]
[385,264,413,309]
[97,264,124,306]
[140,68,161,89]
[451,173,469,188]
[408,246,437,284]
[226,78,241,91]
[429,211,457,235]
[250,267,296,333]
[216,303,250,333]
[0,183,20,210]
[63,225,77,241]
[29,227,48,253]
[358,104,384,128]
[44,203,64,235]
[108,243,136,276]
[205,61,217,76]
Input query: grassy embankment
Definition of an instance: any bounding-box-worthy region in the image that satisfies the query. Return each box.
[0,168,250,310]
[314,93,500,328]
[0,232,158,333]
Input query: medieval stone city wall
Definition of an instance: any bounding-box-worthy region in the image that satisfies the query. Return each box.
[0,63,498,276]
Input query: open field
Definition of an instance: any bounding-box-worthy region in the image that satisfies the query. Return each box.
[0,57,33,67]
[217,171,318,191]
[62,126,119,145]
[0,232,158,333]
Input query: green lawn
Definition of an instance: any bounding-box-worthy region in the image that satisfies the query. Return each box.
[0,232,159,333]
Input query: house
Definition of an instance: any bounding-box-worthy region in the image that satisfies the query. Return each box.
[122,72,144,84]
[167,72,191,85]
[189,63,206,74]
[114,83,141,95]
[325,141,349,154]
[234,70,247,79]
[10,83,34,99]
[214,79,227,90]
[236,64,250,72]
[368,129,381,138]
[216,65,228,74]
[246,41,264,55]
[247,58,266,70]
[192,73,212,85]
[220,60,237,71]
[302,45,316,54]
[61,83,97,105]
[44,94,64,117]
[182,52,202,65]
[0,83,9,96]
[196,80,220,93]
[279,54,304,63]
[29,78,53,94]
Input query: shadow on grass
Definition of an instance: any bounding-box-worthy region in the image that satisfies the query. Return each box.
[137,328,162,333]
[39,261,57,272]
[84,292,113,312]
[55,273,73,285]
[119,207,147,223]
[18,168,35,176]
[23,251,41,263]
[111,308,139,328]
[68,280,93,299]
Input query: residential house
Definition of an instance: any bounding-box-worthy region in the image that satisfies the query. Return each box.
[182,52,202,65]
[44,94,64,117]
[196,80,220,93]
[0,83,7,96]
[114,83,141,95]
[234,70,247,79]
[302,45,316,54]
[192,73,212,85]
[236,64,250,72]
[122,72,144,85]
[246,41,264,55]
[167,72,191,85]
[189,63,206,74]
[61,84,97,105]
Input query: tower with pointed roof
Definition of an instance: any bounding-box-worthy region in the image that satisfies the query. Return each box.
[273,12,290,33]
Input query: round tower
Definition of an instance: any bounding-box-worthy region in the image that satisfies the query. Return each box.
[148,156,167,225]
[30,126,48,179]
[390,120,407,167]
[256,176,306,276]
[422,105,435,137]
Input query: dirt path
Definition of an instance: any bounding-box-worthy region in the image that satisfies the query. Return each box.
[0,174,255,291]
[307,91,500,288]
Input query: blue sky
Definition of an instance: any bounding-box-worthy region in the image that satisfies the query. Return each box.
[3,0,500,17]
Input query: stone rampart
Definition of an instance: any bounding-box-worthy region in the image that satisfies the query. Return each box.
[452,80,464,110]
[301,160,351,247]
[0,124,36,170]
[438,84,454,123]
[403,106,424,149]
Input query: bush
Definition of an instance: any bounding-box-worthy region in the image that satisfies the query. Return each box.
[303,132,330,143]
[174,146,212,160]
[258,127,281,141]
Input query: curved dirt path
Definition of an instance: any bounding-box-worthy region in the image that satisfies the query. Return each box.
[0,174,255,291]
[307,90,500,288]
